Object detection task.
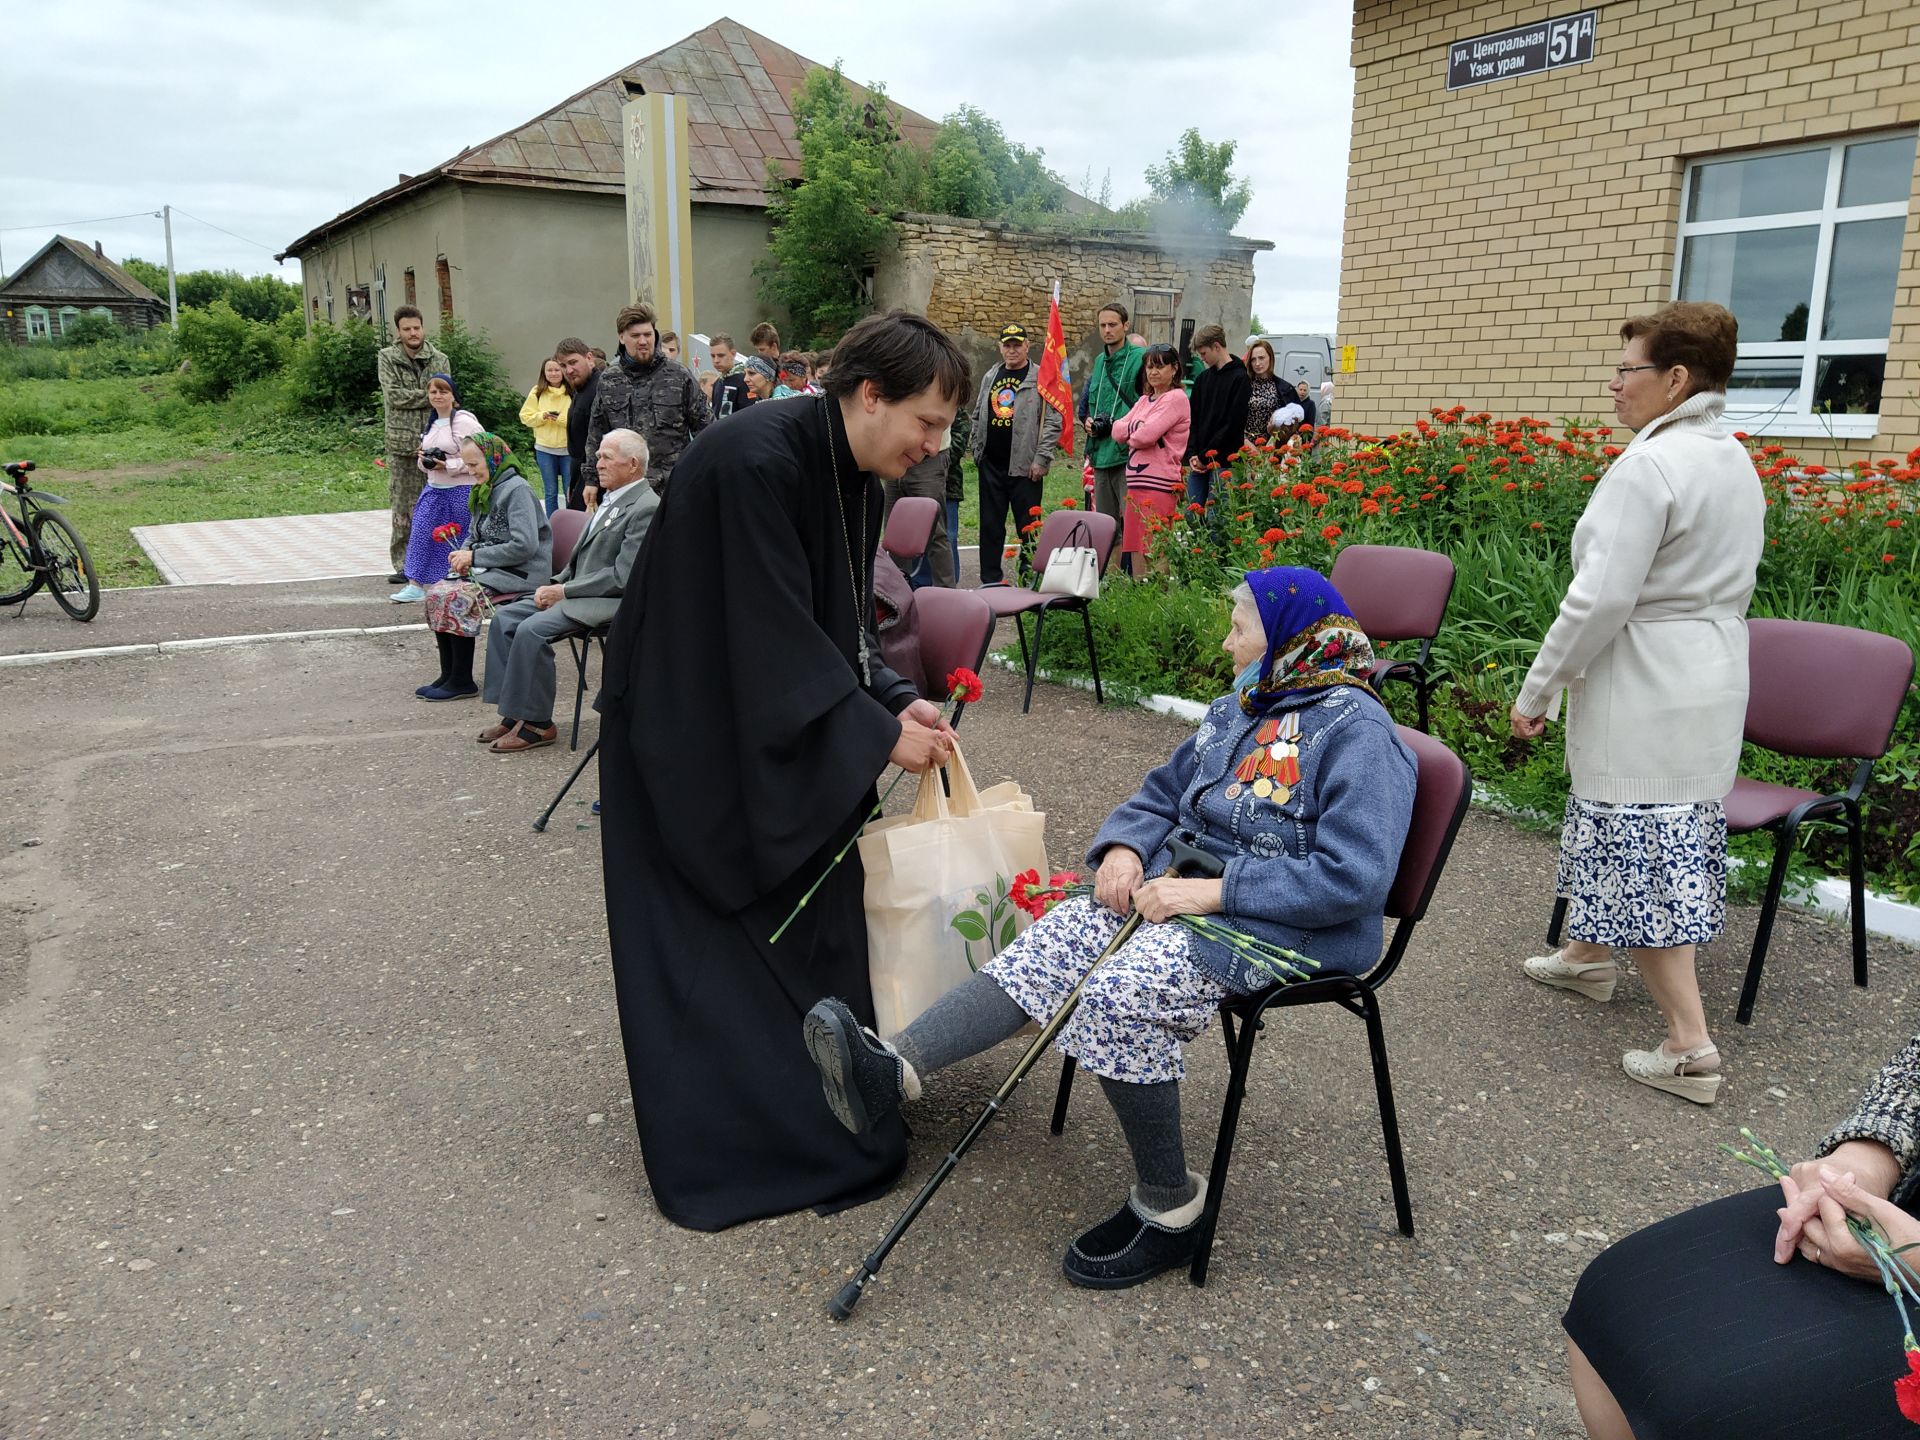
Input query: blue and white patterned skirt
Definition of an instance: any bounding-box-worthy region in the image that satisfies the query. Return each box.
[982,896,1230,1085]
[403,484,473,585]
[1555,797,1728,949]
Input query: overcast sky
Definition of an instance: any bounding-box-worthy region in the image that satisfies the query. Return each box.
[3,0,1353,334]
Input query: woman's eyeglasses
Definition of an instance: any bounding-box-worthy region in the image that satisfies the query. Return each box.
[1613,363,1660,378]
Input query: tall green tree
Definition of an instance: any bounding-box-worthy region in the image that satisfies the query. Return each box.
[757,65,917,347]
[924,106,1066,225]
[122,259,303,322]
[1141,129,1253,232]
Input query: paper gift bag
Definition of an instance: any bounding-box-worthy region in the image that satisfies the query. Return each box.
[860,742,1049,1037]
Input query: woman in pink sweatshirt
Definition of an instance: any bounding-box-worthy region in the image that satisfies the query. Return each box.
[1115,343,1191,564]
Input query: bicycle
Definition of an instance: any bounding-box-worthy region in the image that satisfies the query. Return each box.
[1,461,101,622]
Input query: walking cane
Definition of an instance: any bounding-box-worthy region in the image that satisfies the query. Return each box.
[532,738,597,832]
[826,836,1225,1321]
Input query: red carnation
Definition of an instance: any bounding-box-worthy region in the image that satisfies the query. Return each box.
[1896,1348,1920,1422]
[946,668,984,704]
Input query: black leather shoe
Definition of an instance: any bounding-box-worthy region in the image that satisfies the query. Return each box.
[387,571,408,584]
[1063,1179,1208,1289]
[803,997,904,1135]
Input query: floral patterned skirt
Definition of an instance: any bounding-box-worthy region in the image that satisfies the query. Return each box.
[1555,797,1728,949]
[982,896,1229,1084]
[422,579,509,637]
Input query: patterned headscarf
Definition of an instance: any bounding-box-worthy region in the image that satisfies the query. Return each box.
[463,430,520,517]
[1237,566,1379,717]
[420,372,463,442]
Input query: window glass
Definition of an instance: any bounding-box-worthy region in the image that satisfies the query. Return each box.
[58,307,81,335]
[1813,354,1884,417]
[1727,358,1801,402]
[1839,134,1919,207]
[1688,149,1828,221]
[1823,217,1905,340]
[1678,228,1819,341]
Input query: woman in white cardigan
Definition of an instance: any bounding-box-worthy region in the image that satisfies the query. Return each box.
[1511,301,1764,1105]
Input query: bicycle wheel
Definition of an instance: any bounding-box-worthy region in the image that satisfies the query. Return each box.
[0,527,40,606]
[31,509,100,622]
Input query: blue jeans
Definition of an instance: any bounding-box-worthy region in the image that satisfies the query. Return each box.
[1185,464,1217,510]
[534,450,572,514]
[913,499,963,588]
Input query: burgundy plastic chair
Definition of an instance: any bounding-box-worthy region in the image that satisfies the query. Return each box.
[542,507,603,751]
[548,508,586,575]
[1050,727,1473,1280]
[1328,544,1456,732]
[910,587,995,731]
[1551,618,1915,1025]
[882,496,939,569]
[976,509,1121,713]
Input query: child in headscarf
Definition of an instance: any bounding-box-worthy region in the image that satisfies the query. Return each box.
[394,373,482,602]
[803,566,1417,1290]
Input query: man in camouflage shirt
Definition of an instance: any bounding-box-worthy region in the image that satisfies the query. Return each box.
[582,302,711,503]
[377,305,451,578]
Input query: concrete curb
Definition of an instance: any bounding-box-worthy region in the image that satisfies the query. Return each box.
[992,653,1920,948]
[0,623,428,669]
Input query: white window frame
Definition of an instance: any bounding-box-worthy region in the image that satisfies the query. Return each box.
[57,306,82,336]
[23,305,50,341]
[1673,129,1913,440]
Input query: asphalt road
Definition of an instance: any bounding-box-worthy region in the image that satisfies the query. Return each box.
[1,608,1912,1438]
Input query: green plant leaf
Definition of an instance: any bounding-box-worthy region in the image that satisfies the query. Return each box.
[950,912,989,942]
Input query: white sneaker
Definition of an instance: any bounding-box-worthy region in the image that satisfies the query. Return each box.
[1521,950,1618,1001]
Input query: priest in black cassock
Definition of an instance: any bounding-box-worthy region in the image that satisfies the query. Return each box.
[595,311,968,1231]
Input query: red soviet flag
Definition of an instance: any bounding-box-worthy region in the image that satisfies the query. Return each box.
[1037,281,1075,456]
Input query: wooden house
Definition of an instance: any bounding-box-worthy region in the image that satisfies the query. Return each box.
[0,236,169,344]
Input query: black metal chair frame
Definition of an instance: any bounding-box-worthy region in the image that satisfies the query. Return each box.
[564,624,610,751]
[1007,599,1104,714]
[1374,641,1440,734]
[1047,758,1473,1286]
[1544,755,1883,1026]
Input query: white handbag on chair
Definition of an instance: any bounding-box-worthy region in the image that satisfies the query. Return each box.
[1037,520,1101,599]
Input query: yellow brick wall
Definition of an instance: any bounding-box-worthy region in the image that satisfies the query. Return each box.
[1339,0,1920,463]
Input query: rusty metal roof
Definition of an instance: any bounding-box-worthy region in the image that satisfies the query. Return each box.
[281,19,940,257]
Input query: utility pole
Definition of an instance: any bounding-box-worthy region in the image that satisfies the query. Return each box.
[161,205,179,329]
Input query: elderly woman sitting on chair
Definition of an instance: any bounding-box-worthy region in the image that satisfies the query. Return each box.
[806,566,1417,1289]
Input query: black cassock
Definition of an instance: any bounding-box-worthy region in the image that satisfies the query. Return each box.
[597,397,916,1231]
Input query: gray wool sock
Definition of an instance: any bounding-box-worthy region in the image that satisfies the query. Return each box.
[1098,1076,1195,1212]
[888,971,1030,1078]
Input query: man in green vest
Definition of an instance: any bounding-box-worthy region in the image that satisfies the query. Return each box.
[376,305,451,581]
[1082,300,1144,533]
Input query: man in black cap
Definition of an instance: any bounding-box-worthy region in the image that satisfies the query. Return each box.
[970,322,1062,585]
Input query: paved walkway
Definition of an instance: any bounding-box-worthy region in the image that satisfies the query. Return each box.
[0,584,1912,1438]
[132,509,390,585]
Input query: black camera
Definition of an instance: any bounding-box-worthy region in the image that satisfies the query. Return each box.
[421,446,449,469]
[1088,416,1114,443]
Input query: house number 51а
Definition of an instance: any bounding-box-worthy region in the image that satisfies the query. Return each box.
[1548,13,1594,64]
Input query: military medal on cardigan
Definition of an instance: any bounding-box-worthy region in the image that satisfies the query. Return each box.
[1225,713,1302,804]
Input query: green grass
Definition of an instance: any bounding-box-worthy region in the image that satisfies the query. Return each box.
[1,374,382,586]
[952,456,1086,547]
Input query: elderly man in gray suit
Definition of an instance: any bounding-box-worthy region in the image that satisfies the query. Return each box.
[479,428,658,753]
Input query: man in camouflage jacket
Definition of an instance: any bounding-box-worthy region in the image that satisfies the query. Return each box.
[583,304,711,502]
[377,306,451,576]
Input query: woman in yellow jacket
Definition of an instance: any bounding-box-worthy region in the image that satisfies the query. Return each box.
[518,357,572,515]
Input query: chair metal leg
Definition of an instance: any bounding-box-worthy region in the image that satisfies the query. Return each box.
[1847,802,1869,990]
[1736,824,1797,1026]
[1024,609,1048,714]
[1546,895,1568,948]
[1190,1010,1262,1288]
[1080,605,1104,705]
[1361,992,1414,1237]
[568,638,589,751]
[1415,678,1431,734]
[1048,1055,1077,1136]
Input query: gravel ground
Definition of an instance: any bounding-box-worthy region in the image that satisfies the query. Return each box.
[1,605,1913,1439]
